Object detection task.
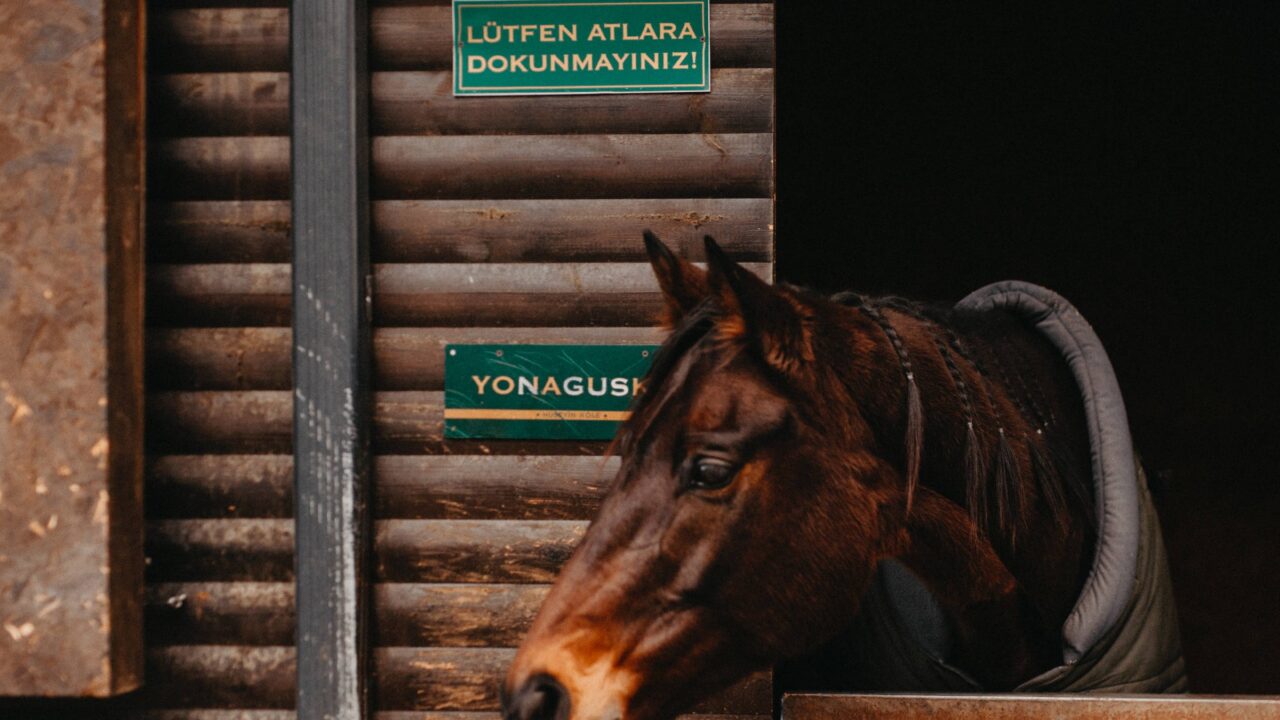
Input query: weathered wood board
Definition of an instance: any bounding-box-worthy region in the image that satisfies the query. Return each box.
[0,0,144,698]
[782,693,1280,720]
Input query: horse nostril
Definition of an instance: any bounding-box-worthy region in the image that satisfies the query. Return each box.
[506,673,570,720]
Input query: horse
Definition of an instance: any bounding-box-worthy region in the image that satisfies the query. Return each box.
[502,232,1182,720]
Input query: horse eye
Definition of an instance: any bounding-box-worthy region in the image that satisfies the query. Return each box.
[687,457,736,490]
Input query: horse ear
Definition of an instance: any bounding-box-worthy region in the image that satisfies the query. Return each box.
[644,230,710,327]
[704,235,813,375]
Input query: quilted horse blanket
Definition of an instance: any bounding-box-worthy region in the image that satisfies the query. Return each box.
[846,281,1187,693]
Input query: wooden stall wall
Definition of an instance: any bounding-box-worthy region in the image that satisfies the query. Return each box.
[143,0,775,716]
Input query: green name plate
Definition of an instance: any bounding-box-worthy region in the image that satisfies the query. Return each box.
[444,344,659,440]
[453,0,711,96]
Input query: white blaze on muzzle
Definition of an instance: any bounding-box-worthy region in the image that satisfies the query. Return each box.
[511,632,640,720]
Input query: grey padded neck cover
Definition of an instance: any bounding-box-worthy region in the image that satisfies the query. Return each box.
[957,281,1140,663]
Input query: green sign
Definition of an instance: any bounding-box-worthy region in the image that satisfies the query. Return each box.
[452,0,711,96]
[444,344,659,440]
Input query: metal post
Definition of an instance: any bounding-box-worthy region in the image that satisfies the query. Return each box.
[291,0,371,716]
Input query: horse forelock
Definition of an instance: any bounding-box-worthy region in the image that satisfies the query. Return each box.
[613,300,744,462]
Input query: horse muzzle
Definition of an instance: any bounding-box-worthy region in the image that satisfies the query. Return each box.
[504,647,634,720]
[504,673,572,720]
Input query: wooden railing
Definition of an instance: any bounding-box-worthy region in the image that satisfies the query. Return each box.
[783,693,1280,720]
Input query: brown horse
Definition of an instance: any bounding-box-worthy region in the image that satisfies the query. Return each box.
[503,233,1106,720]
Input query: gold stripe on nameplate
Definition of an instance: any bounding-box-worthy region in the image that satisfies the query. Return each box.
[444,408,633,422]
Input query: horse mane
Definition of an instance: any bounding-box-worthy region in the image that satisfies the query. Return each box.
[829,291,1094,539]
[619,286,1094,540]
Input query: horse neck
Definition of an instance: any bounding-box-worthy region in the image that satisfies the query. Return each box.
[820,299,1096,684]
[898,487,1063,687]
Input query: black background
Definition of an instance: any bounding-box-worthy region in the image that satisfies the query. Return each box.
[776,2,1279,693]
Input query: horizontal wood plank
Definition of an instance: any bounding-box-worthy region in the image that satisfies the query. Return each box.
[147,582,296,647]
[147,454,294,518]
[375,292,665,327]
[373,262,770,294]
[150,138,290,202]
[782,693,1280,720]
[150,199,773,264]
[372,584,547,647]
[149,396,607,457]
[373,134,771,200]
[152,70,774,137]
[147,260,767,293]
[151,6,773,73]
[144,646,294,709]
[148,520,587,583]
[149,327,664,391]
[151,135,773,201]
[149,390,640,454]
[148,328,293,390]
[148,263,295,328]
[145,582,551,648]
[148,391,293,453]
[142,646,768,712]
[151,73,289,137]
[374,455,616,520]
[147,455,619,520]
[150,9,289,73]
[369,199,773,263]
[375,520,586,584]
[147,262,769,327]
[147,519,294,582]
[149,201,291,263]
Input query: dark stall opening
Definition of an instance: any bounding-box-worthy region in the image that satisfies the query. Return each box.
[777,0,1280,695]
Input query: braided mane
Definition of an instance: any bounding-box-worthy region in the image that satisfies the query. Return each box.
[832,292,1093,538]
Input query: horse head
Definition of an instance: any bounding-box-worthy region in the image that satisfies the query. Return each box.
[502,233,920,720]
